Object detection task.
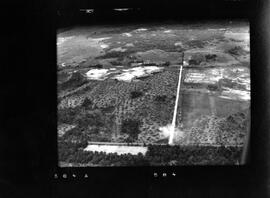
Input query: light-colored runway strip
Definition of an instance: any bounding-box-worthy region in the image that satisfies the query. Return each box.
[169,63,183,145]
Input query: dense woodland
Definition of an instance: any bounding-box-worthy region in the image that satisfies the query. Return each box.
[58,139,243,166]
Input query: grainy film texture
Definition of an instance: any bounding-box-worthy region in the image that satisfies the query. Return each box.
[57,20,250,166]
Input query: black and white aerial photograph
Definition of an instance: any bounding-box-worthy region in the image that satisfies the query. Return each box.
[57,8,250,166]
[4,0,270,196]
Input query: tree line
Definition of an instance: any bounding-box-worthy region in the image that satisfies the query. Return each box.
[58,140,243,166]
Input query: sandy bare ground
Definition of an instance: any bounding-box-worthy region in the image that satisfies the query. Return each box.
[84,144,148,155]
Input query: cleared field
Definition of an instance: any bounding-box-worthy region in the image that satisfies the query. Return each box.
[84,144,148,155]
